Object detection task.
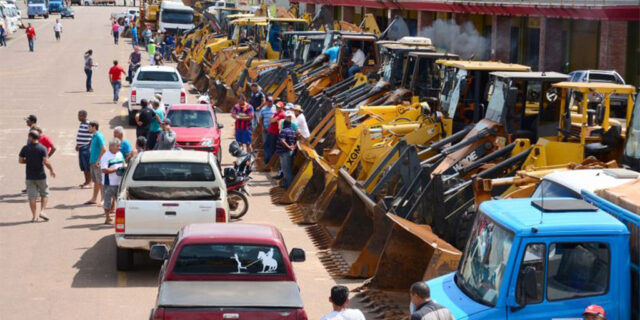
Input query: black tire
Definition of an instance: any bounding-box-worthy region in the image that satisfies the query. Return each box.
[44,14,49,18]
[116,247,134,271]
[228,190,248,220]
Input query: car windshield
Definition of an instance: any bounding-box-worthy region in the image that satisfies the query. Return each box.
[531,180,580,199]
[136,71,179,82]
[132,162,215,181]
[456,212,514,306]
[161,9,193,24]
[174,244,286,275]
[30,0,45,4]
[167,110,214,128]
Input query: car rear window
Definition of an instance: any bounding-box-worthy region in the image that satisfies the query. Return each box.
[132,162,215,181]
[588,73,619,83]
[167,110,214,128]
[174,244,286,275]
[136,71,179,82]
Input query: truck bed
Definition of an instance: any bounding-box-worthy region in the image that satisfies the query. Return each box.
[127,186,220,201]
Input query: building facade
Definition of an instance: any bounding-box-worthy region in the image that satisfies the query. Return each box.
[293,0,640,86]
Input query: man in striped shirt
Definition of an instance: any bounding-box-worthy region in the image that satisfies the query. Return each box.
[231,94,254,152]
[76,110,92,188]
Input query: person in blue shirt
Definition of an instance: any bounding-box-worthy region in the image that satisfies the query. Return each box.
[146,100,164,150]
[130,25,138,47]
[323,45,340,64]
[268,22,281,52]
[113,126,134,162]
[259,96,275,145]
[85,121,106,205]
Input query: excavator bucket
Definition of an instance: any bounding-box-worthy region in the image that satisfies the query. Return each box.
[354,214,461,320]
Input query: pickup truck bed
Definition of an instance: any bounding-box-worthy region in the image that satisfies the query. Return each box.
[127,186,220,201]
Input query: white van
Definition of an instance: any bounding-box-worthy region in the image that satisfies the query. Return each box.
[0,1,20,34]
[158,0,194,34]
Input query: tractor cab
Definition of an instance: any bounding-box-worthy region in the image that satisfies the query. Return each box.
[438,60,531,132]
[331,33,380,78]
[377,37,435,87]
[229,17,309,59]
[623,93,639,171]
[401,51,459,105]
[279,31,327,63]
[551,82,637,163]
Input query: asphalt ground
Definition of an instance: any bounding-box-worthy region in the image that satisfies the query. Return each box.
[0,3,374,319]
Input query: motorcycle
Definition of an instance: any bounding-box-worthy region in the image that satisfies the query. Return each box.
[224,141,254,220]
[127,62,141,84]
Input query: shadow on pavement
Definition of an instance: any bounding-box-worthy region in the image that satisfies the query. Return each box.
[64,222,113,230]
[71,234,161,288]
[50,186,76,191]
[53,203,94,210]
[0,220,34,227]
[109,115,126,129]
[67,213,105,220]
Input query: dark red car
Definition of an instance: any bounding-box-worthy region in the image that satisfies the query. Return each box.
[149,223,308,320]
[166,104,223,165]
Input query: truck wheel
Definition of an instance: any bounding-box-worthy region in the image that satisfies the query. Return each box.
[116,247,134,271]
[44,14,49,18]
[28,15,34,19]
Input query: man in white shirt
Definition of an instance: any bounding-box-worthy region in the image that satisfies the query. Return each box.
[100,138,125,224]
[320,285,365,320]
[348,44,366,78]
[53,19,62,41]
[292,104,310,140]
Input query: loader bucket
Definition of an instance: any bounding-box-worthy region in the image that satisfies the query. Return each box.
[188,60,202,82]
[285,159,335,222]
[355,214,461,320]
[194,70,210,93]
[177,58,190,77]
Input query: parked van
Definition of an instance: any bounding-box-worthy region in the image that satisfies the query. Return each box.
[0,1,20,33]
[158,0,194,35]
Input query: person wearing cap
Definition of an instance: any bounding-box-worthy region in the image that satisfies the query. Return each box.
[276,111,298,189]
[264,101,285,164]
[19,131,56,222]
[320,285,365,320]
[154,118,177,150]
[279,103,299,132]
[583,305,606,320]
[232,94,255,152]
[146,100,164,150]
[258,96,275,146]
[25,114,37,133]
[147,39,156,65]
[292,104,310,140]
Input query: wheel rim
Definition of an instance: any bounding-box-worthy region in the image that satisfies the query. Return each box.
[228,193,246,217]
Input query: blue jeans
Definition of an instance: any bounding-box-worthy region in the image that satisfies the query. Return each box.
[278,150,294,188]
[264,133,277,164]
[0,35,6,46]
[132,37,138,47]
[347,65,361,78]
[113,31,119,44]
[28,38,34,51]
[111,80,121,102]
[85,68,92,91]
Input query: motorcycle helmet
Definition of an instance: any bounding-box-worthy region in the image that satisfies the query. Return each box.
[229,141,247,158]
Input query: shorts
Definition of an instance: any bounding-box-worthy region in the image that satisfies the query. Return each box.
[54,31,60,39]
[90,164,102,184]
[235,129,252,145]
[78,145,90,172]
[26,179,49,200]
[103,185,119,210]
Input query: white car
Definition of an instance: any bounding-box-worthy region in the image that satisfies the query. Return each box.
[126,65,187,125]
[114,150,229,270]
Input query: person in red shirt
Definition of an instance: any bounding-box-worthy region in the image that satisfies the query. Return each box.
[25,23,36,52]
[263,101,285,165]
[32,126,57,158]
[108,60,126,104]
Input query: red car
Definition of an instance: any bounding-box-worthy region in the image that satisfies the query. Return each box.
[166,104,223,165]
[149,223,308,320]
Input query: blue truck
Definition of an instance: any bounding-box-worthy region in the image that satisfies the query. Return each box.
[426,183,639,320]
[27,0,49,19]
[48,0,63,13]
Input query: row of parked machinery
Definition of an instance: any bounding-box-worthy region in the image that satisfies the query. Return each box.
[170,5,640,319]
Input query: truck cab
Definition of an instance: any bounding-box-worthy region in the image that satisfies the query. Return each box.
[27,0,48,19]
[158,0,194,35]
[427,194,638,320]
[48,0,62,13]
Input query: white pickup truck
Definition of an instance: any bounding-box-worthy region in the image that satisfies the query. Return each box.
[114,150,228,271]
[126,66,187,125]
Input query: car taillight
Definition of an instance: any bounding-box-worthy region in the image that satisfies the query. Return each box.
[296,309,308,320]
[151,307,165,320]
[115,207,125,233]
[180,91,186,104]
[131,90,136,104]
[216,208,226,223]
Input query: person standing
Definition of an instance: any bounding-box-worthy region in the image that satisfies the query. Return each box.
[25,23,36,52]
[130,24,139,47]
[100,138,124,224]
[76,110,92,188]
[113,126,134,162]
[19,131,56,222]
[0,24,7,47]
[111,20,120,45]
[145,100,164,150]
[264,101,284,165]
[53,19,62,41]
[409,282,455,320]
[292,104,310,140]
[231,94,254,152]
[85,122,106,206]
[276,111,298,189]
[258,96,275,146]
[84,50,97,92]
[154,118,176,150]
[134,99,152,138]
[32,126,57,158]
[142,26,152,49]
[147,39,156,64]
[25,114,37,131]
[108,60,126,104]
[248,83,265,130]
[320,285,365,320]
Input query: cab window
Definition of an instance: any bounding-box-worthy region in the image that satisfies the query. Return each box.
[547,242,609,301]
[516,243,545,305]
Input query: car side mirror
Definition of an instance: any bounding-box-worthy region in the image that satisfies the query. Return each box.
[289,248,306,262]
[218,123,224,129]
[149,244,169,261]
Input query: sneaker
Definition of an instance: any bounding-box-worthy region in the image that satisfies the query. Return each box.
[273,173,283,180]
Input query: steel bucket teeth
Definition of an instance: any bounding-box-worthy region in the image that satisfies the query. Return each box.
[305,225,332,249]
[269,187,285,204]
